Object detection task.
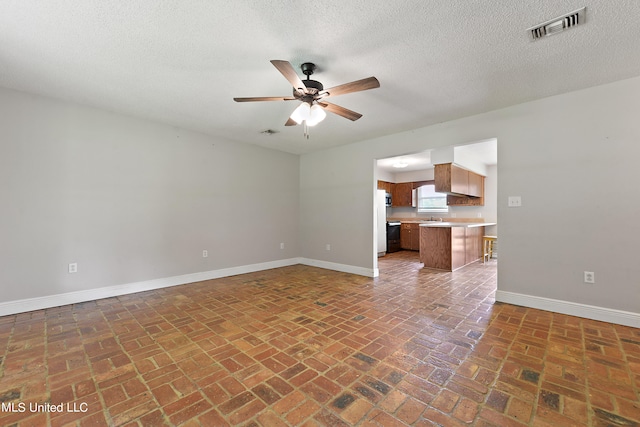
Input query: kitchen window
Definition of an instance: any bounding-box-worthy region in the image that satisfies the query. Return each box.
[417,184,448,213]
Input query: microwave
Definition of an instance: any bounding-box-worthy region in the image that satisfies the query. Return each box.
[385,193,392,206]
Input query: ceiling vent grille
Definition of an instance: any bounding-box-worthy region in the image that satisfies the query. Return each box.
[528,7,586,40]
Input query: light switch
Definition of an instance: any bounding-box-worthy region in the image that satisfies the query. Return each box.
[508,196,522,207]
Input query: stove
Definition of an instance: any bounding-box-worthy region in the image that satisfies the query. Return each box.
[386,221,401,253]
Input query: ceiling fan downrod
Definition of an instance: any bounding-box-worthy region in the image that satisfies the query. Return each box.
[299,62,323,95]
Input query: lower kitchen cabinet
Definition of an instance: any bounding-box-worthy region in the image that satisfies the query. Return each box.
[400,223,420,251]
[420,225,484,271]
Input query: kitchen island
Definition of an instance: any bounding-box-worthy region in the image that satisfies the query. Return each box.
[419,222,496,271]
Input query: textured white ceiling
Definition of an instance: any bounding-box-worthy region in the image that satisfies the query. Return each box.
[1,1,639,154]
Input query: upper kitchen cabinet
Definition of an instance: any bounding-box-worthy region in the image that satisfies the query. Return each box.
[467,171,483,198]
[450,164,469,194]
[434,163,485,206]
[377,180,395,194]
[392,182,413,207]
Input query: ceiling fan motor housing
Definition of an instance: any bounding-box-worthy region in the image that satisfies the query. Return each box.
[297,62,324,96]
[302,79,323,91]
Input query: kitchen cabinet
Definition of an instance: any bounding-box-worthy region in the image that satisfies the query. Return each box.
[392,182,413,207]
[412,180,433,189]
[450,164,469,194]
[377,180,395,194]
[419,225,485,271]
[378,180,434,207]
[400,223,420,251]
[411,225,420,250]
[447,193,484,206]
[434,163,485,206]
[467,172,483,198]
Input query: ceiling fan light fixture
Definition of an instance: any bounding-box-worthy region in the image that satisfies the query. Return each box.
[306,104,327,127]
[290,102,327,126]
[290,102,311,124]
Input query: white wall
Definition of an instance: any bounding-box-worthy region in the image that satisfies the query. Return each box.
[377,169,395,183]
[301,76,640,325]
[393,169,434,182]
[0,87,300,306]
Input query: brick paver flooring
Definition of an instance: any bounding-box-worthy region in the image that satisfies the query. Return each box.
[0,251,638,426]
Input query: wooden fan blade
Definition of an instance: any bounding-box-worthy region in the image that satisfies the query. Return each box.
[317,101,363,121]
[270,60,307,92]
[322,77,380,98]
[285,117,297,126]
[233,96,296,102]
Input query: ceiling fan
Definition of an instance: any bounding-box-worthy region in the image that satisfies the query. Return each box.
[234,60,380,137]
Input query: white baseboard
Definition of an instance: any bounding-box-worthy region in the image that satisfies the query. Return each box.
[495,290,640,328]
[0,258,301,317]
[299,258,377,278]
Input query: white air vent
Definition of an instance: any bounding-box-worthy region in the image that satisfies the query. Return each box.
[528,7,586,40]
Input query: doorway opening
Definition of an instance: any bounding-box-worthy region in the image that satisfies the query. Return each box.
[374,139,498,274]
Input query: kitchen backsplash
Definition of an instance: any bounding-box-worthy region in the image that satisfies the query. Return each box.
[388,206,485,220]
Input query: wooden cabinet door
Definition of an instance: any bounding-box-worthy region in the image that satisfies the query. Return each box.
[392,182,413,206]
[450,164,469,195]
[377,180,394,194]
[467,173,483,198]
[400,224,412,249]
[434,164,451,193]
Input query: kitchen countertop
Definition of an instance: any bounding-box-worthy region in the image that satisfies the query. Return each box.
[419,222,496,228]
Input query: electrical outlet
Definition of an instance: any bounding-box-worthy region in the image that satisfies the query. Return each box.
[202,250,208,258]
[326,244,331,251]
[584,271,595,283]
[280,243,285,249]
[68,263,78,274]
[508,196,522,207]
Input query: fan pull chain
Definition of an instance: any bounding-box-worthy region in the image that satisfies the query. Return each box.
[304,121,310,139]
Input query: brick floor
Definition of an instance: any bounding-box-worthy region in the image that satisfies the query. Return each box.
[0,251,638,426]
